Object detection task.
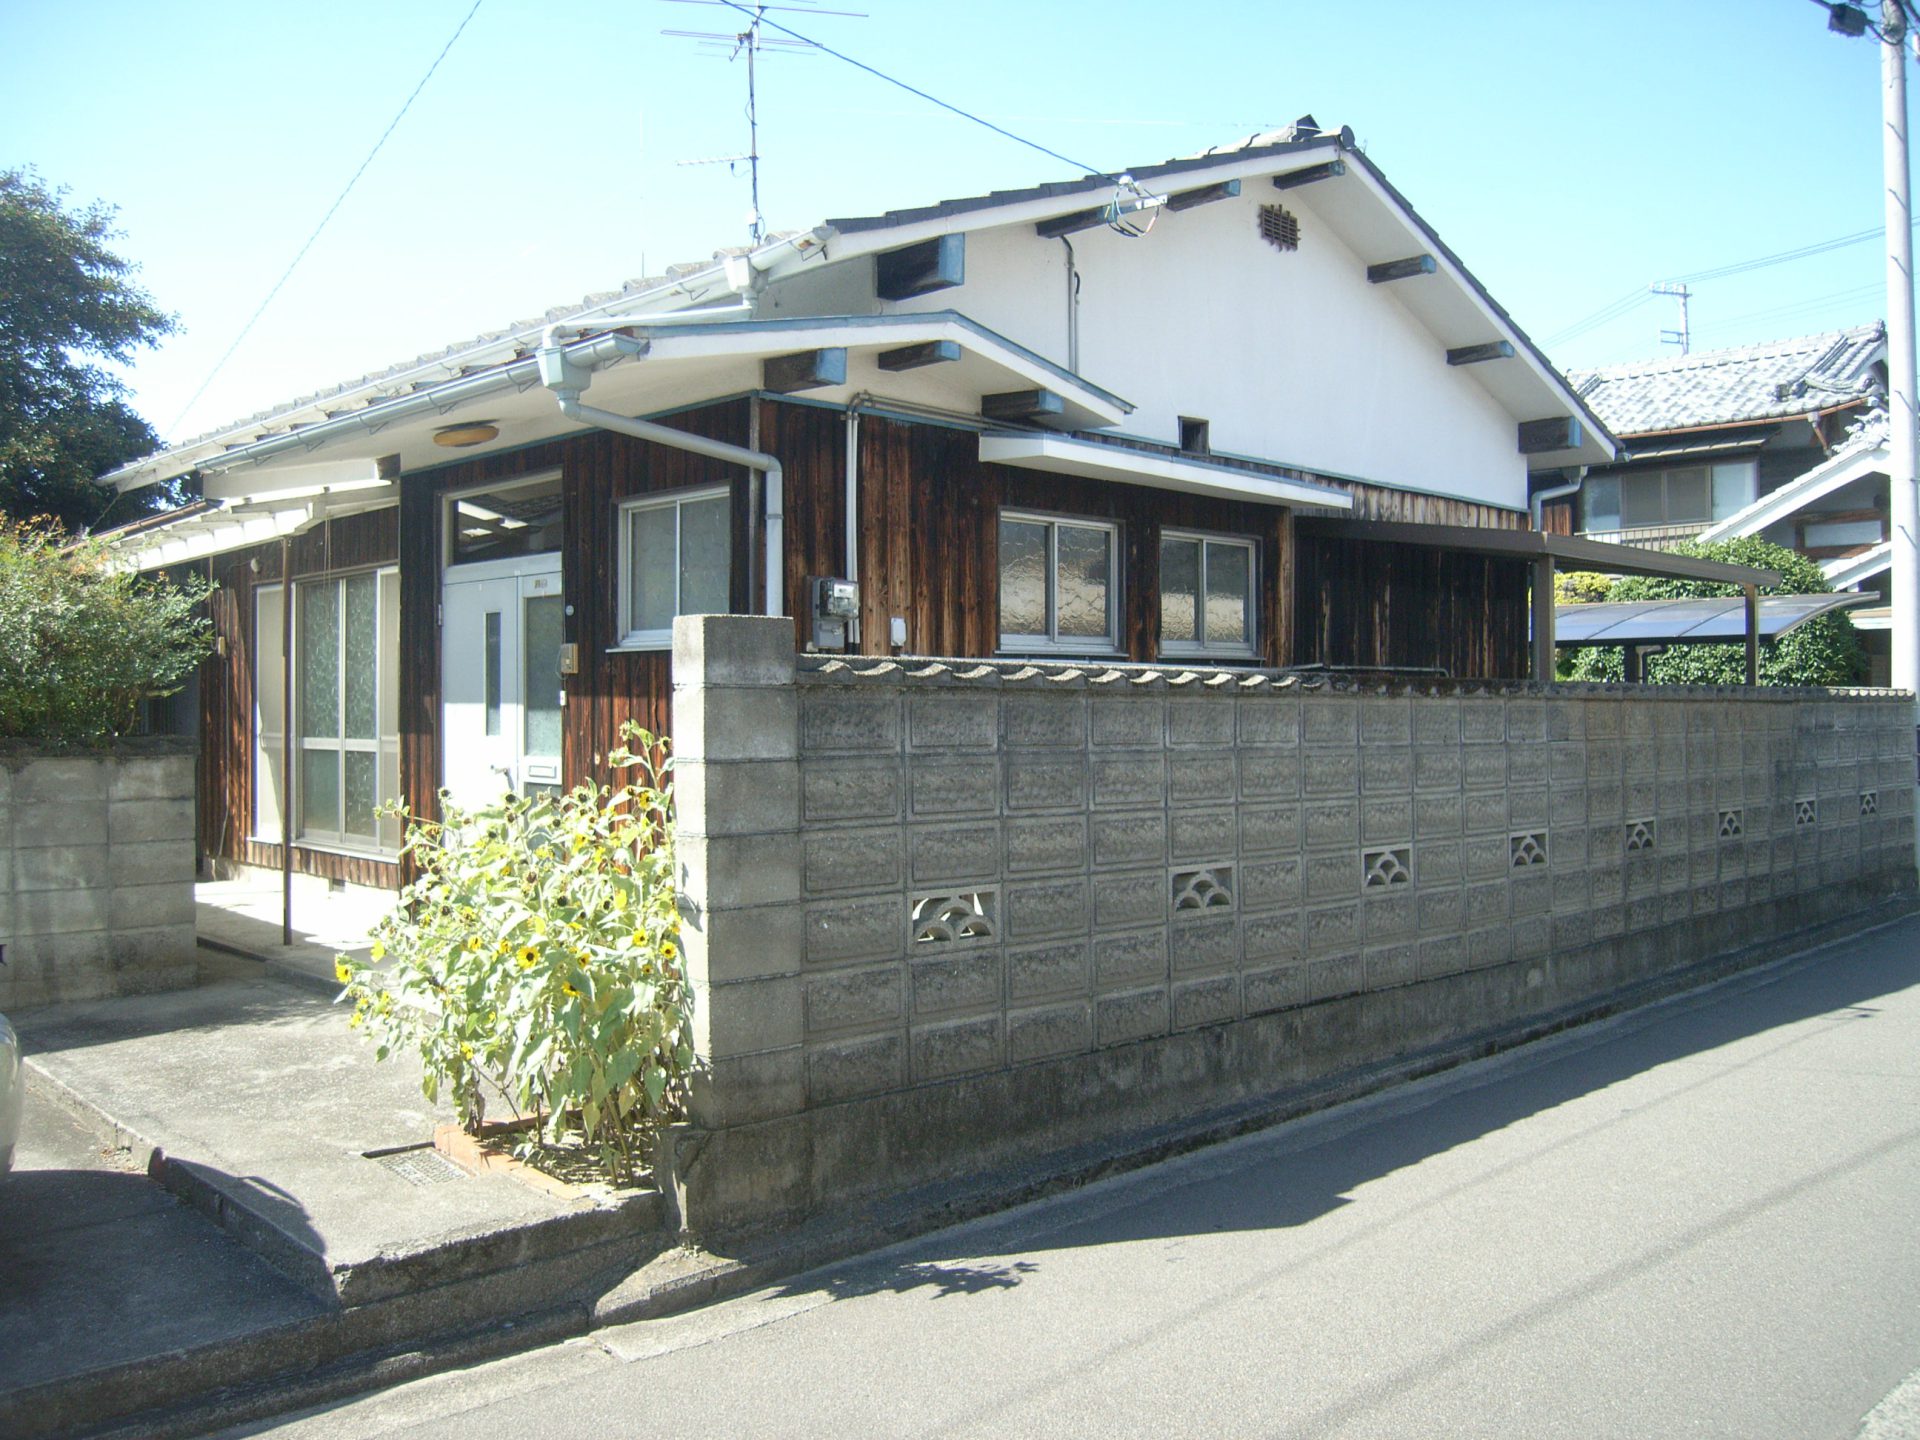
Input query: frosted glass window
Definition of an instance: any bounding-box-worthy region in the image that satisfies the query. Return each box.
[620,485,732,647]
[1665,467,1709,524]
[1160,531,1256,658]
[1620,473,1664,528]
[252,585,285,840]
[523,595,564,758]
[1055,525,1111,638]
[1581,474,1621,533]
[997,512,1119,653]
[1711,461,1757,520]
[287,567,400,854]
[1160,536,1199,644]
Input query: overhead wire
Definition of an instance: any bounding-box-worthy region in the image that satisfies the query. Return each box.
[166,0,486,440]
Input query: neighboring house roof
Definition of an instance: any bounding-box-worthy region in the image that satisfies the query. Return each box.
[1568,324,1886,436]
[1824,540,1892,589]
[106,122,1611,495]
[1697,411,1889,543]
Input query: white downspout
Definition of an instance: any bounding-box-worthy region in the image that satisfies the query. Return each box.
[536,338,784,620]
[845,402,862,648]
[1530,467,1587,531]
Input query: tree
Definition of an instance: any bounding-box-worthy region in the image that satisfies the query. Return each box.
[0,169,176,531]
[1560,536,1865,687]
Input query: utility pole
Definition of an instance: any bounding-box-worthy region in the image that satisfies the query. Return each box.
[1880,2,1920,871]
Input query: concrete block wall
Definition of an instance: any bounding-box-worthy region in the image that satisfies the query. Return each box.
[668,616,1916,1235]
[0,742,199,1011]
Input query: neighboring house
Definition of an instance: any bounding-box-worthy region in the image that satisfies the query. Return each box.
[1547,325,1893,679]
[101,120,1684,893]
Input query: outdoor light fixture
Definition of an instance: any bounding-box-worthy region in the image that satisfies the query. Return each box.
[1826,3,1869,36]
[432,420,500,448]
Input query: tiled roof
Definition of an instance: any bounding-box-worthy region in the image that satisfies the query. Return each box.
[1567,324,1886,436]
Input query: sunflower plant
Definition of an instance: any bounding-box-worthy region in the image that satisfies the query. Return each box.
[337,725,691,1183]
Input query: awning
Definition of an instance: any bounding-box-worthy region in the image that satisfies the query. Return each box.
[979,432,1352,508]
[1555,593,1874,647]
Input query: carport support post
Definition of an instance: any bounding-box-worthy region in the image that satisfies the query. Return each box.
[1531,554,1556,683]
[1743,584,1760,687]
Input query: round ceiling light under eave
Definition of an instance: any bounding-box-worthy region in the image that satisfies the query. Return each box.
[433,420,500,448]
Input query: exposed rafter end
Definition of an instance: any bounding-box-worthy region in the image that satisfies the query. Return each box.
[1446,341,1516,367]
[875,234,965,301]
[1165,179,1241,212]
[877,340,962,372]
[1518,416,1583,455]
[763,348,849,394]
[1272,160,1346,191]
[1367,254,1437,284]
[982,389,1068,428]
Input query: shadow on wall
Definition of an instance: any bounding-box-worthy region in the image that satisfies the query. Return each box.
[764,918,1917,1303]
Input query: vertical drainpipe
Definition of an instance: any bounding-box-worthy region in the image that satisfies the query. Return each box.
[845,402,862,649]
[279,535,293,947]
[1058,237,1080,373]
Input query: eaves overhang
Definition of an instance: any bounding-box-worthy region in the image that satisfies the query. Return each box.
[979,432,1352,508]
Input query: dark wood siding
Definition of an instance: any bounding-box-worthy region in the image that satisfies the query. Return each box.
[1292,535,1530,679]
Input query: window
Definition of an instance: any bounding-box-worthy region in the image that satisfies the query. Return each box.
[617,485,732,649]
[1581,461,1756,533]
[1159,530,1257,658]
[998,511,1121,654]
[447,473,562,565]
[253,569,401,854]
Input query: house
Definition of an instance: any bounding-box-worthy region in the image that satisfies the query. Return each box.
[1545,325,1893,680]
[104,120,1784,896]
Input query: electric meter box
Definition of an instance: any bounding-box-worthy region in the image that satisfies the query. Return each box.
[809,576,860,650]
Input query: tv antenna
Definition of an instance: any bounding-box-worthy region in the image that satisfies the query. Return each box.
[1651,281,1691,355]
[663,1,866,244]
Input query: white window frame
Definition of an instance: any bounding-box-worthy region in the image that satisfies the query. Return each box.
[256,567,402,857]
[1157,527,1259,660]
[615,484,732,651]
[996,509,1124,656]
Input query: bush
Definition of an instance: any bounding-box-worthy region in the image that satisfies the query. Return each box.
[0,516,213,742]
[1560,536,1864,687]
[337,728,692,1184]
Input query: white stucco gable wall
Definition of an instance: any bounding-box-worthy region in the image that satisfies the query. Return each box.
[870,190,1529,511]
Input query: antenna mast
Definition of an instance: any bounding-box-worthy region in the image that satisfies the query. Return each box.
[1651,281,1692,354]
[663,1,866,244]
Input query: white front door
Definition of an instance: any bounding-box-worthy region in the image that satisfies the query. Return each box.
[441,561,564,812]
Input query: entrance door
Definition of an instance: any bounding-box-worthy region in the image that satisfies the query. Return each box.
[441,563,564,812]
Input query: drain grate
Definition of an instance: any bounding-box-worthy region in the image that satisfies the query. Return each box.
[370,1147,468,1186]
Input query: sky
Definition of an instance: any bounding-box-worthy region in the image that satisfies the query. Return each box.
[2,0,1912,447]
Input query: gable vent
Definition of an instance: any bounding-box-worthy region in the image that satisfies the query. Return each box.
[1259,204,1300,252]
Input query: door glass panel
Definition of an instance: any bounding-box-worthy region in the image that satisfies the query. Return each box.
[679,494,731,618]
[343,751,377,838]
[998,519,1048,636]
[630,503,678,635]
[343,573,378,740]
[1205,542,1251,646]
[1054,525,1111,639]
[1160,537,1198,644]
[301,749,340,836]
[298,581,340,739]
[379,570,401,738]
[483,611,502,737]
[523,594,564,759]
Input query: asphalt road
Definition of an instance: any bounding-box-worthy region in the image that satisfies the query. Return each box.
[233,915,1920,1440]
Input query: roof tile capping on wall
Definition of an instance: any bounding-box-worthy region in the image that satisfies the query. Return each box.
[663,616,1916,1239]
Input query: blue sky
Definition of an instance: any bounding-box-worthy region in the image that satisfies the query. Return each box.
[2,0,1908,444]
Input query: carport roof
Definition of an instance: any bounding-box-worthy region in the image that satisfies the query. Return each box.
[1554,593,1874,647]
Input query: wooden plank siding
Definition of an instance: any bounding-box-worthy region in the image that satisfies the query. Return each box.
[1292,535,1531,678]
[197,506,402,888]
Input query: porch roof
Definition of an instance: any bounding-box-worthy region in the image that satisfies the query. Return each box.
[978,432,1351,509]
[1296,517,1782,587]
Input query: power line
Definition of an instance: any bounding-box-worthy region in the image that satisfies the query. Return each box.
[709,0,1105,177]
[167,0,485,440]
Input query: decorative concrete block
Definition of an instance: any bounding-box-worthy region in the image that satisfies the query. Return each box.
[1091,754,1166,810]
[1007,941,1089,1002]
[1095,929,1167,987]
[1463,748,1507,791]
[1240,751,1302,799]
[1004,694,1086,749]
[1243,961,1307,1015]
[1242,909,1301,963]
[1303,901,1359,955]
[910,763,999,818]
[1305,953,1363,1002]
[1364,943,1418,990]
[1169,809,1235,863]
[1240,857,1303,912]
[1362,798,1412,845]
[1090,700,1165,749]
[804,895,901,965]
[909,693,998,752]
[1169,754,1236,805]
[1414,748,1462,791]
[1091,812,1167,868]
[808,1034,905,1104]
[1095,986,1170,1047]
[1306,852,1357,903]
[1173,974,1240,1030]
[911,1015,1003,1082]
[1169,700,1234,748]
[1361,748,1412,795]
[1007,816,1088,875]
[1007,1003,1091,1062]
[1093,870,1167,930]
[800,689,901,754]
[804,966,902,1037]
[1301,748,1360,796]
[1006,756,1088,811]
[910,823,1001,886]
[800,762,900,824]
[1361,697,1412,746]
[1301,696,1358,747]
[1239,695,1301,746]
[1240,803,1302,856]
[910,950,1003,1017]
[1416,791,1463,837]
[1169,916,1237,974]
[1004,877,1089,939]
[803,827,902,896]
[1303,799,1359,851]
[1413,698,1459,746]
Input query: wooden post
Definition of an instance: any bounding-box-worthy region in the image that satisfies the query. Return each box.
[1532,554,1556,683]
[1744,583,1760,686]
